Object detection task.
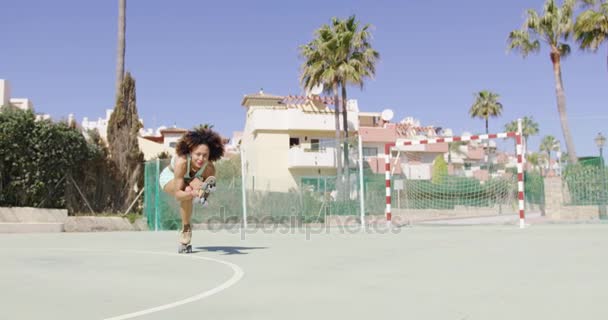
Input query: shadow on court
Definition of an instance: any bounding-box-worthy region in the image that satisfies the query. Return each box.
[195,246,268,255]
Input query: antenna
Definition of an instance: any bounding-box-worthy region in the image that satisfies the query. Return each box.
[381,109,394,122]
[309,83,323,96]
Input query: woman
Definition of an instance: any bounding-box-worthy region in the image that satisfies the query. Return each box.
[159,127,224,252]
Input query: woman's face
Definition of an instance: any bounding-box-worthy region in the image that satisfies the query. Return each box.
[191,144,209,170]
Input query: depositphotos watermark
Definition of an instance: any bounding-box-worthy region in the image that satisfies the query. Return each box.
[201,212,405,240]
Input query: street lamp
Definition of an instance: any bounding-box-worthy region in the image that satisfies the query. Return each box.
[594,132,606,219]
[595,132,606,162]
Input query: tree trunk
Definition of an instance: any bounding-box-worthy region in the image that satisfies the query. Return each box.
[333,82,342,199]
[341,84,350,197]
[115,0,126,98]
[551,51,578,164]
[485,117,489,171]
[485,117,489,134]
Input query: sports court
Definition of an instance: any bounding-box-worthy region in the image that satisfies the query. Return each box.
[1,223,607,320]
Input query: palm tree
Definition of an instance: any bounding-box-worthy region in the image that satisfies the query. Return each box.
[300,23,345,190]
[505,116,540,152]
[575,0,608,71]
[300,17,379,196]
[540,135,561,172]
[527,152,542,172]
[116,0,126,98]
[447,141,467,165]
[196,123,214,130]
[333,16,379,173]
[469,90,503,134]
[508,0,578,164]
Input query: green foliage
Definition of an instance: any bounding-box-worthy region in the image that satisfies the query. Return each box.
[152,151,171,160]
[524,171,545,207]
[0,108,90,207]
[563,159,608,205]
[107,72,144,212]
[66,129,121,213]
[575,1,608,54]
[469,90,503,133]
[214,155,241,186]
[504,116,540,142]
[432,155,448,184]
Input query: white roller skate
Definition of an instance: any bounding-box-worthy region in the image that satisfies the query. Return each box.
[196,176,216,206]
[178,224,192,254]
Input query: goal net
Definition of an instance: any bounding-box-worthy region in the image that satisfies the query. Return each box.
[383,131,525,227]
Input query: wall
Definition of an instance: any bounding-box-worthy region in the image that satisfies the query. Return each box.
[543,177,600,220]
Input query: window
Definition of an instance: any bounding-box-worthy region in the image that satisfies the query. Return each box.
[169,142,177,148]
[289,137,300,147]
[362,147,378,159]
[311,139,320,151]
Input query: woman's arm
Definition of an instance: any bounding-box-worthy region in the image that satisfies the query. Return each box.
[173,156,195,201]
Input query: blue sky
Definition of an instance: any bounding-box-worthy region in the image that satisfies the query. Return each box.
[3,0,607,157]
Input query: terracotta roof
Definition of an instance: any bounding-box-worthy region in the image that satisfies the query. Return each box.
[142,136,163,143]
[160,128,188,134]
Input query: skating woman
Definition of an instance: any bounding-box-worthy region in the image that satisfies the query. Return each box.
[159,127,224,252]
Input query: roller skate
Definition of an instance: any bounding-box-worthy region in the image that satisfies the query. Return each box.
[178,224,193,254]
[195,176,216,206]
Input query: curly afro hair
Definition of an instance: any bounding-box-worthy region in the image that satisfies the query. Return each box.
[175,127,225,162]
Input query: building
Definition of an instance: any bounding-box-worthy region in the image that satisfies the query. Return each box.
[0,79,48,120]
[358,114,447,180]
[240,90,358,193]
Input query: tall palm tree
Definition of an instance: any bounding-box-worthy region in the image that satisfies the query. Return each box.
[300,17,379,197]
[540,135,561,171]
[505,116,540,152]
[508,0,578,164]
[333,16,379,173]
[575,0,608,71]
[116,0,126,98]
[469,90,503,134]
[318,17,380,191]
[300,23,344,189]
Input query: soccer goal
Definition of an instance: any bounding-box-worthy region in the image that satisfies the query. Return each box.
[383,121,526,228]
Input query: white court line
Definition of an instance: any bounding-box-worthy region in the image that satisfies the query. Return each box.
[104,250,244,320]
[2,248,245,320]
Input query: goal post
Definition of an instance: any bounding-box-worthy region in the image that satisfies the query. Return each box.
[383,119,526,228]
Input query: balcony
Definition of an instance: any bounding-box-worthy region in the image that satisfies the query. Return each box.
[288,146,358,169]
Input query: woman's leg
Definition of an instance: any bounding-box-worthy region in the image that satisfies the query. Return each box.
[179,197,193,228]
[163,179,193,229]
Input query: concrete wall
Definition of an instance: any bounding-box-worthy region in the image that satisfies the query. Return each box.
[0,207,67,223]
[544,177,600,220]
[0,207,67,233]
[0,207,148,233]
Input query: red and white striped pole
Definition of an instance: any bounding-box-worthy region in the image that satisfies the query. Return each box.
[384,128,526,227]
[516,118,526,228]
[384,143,395,225]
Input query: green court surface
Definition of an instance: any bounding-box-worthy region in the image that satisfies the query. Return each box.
[1,224,607,320]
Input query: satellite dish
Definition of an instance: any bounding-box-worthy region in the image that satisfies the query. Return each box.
[309,83,323,95]
[381,109,394,122]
